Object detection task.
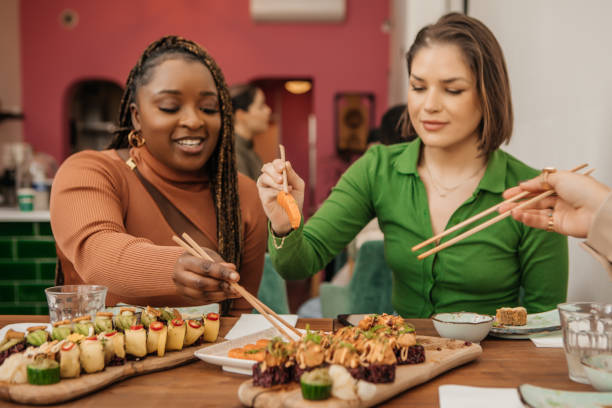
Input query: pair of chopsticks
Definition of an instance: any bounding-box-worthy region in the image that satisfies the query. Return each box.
[171,233,301,341]
[413,163,593,260]
[279,144,289,193]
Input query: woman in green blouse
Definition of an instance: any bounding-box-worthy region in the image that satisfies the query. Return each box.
[256,13,568,318]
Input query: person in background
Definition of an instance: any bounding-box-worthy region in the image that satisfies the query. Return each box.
[257,13,569,317]
[230,84,272,180]
[500,170,612,276]
[50,36,267,314]
[379,104,413,145]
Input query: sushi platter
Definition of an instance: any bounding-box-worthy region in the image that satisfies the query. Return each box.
[0,307,222,405]
[227,314,482,407]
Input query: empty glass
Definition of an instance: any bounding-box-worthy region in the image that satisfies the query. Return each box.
[45,285,108,323]
[558,302,612,384]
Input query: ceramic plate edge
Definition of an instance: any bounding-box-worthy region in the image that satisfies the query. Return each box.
[0,322,52,340]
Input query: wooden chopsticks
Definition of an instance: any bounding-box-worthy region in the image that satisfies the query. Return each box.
[279,144,289,193]
[171,233,301,341]
[413,163,590,260]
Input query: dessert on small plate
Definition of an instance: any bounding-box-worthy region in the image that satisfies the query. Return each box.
[489,309,560,339]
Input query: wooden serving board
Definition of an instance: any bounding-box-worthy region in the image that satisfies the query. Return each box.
[238,336,482,408]
[0,339,222,405]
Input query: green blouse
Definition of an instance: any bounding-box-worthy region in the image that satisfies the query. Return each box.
[269,139,568,317]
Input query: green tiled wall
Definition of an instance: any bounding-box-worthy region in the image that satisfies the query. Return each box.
[0,222,55,314]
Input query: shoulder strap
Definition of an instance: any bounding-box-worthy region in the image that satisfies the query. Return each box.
[116,149,216,250]
[116,149,232,315]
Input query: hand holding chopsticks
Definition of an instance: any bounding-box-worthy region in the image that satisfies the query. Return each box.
[172,233,301,340]
[413,163,591,260]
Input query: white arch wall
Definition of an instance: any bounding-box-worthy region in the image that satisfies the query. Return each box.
[389,0,612,302]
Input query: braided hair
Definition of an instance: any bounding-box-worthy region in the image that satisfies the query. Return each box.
[109,36,242,268]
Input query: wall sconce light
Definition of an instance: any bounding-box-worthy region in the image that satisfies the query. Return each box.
[284,80,312,95]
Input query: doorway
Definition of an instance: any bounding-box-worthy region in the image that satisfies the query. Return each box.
[67,80,123,154]
[252,78,314,216]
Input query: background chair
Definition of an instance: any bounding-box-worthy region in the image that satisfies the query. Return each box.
[319,240,394,318]
[256,254,290,314]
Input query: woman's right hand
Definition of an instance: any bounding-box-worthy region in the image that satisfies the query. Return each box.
[500,171,611,238]
[257,159,305,235]
[172,251,241,303]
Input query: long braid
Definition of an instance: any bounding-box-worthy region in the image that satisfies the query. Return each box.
[109,36,242,268]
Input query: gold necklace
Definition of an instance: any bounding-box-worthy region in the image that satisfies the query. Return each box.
[424,160,485,197]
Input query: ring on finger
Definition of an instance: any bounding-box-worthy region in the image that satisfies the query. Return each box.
[541,167,556,190]
[547,211,555,232]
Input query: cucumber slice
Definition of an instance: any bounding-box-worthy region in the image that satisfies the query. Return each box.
[300,368,332,401]
[27,359,61,385]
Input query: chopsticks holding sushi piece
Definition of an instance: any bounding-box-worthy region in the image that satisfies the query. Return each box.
[413,163,590,260]
[171,234,301,341]
[276,145,302,230]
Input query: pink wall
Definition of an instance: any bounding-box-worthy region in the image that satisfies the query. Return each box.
[20,0,389,204]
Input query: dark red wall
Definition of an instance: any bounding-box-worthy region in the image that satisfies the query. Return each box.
[20,0,389,203]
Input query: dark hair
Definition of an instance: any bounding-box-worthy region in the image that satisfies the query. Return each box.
[380,104,412,145]
[367,128,381,145]
[229,83,258,113]
[405,12,513,155]
[108,36,242,268]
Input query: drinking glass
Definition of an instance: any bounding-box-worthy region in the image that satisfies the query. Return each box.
[45,285,108,323]
[558,302,612,384]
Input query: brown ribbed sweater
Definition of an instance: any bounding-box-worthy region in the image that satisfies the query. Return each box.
[50,147,268,311]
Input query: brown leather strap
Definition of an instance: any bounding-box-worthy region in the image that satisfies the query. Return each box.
[116,149,232,315]
[116,149,216,249]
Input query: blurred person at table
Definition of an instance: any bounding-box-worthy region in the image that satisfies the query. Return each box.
[257,13,568,317]
[50,36,267,314]
[500,171,612,277]
[230,83,271,180]
[379,103,415,146]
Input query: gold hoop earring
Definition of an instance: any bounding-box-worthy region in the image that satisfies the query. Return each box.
[128,130,145,148]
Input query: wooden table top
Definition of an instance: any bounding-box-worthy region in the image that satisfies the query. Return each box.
[0,315,593,407]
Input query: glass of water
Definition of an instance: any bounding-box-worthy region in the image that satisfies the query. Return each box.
[558,302,612,384]
[45,285,108,323]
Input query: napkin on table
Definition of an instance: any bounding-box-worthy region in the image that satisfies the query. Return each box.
[224,314,298,340]
[439,385,523,408]
[529,331,563,348]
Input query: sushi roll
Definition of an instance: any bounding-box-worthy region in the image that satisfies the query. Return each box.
[27,357,61,385]
[141,306,161,329]
[392,325,425,365]
[79,336,105,374]
[295,329,327,380]
[146,321,168,356]
[73,315,95,337]
[59,341,80,378]
[94,312,114,334]
[350,337,397,383]
[114,308,137,332]
[125,325,147,358]
[51,320,72,341]
[252,338,296,387]
[26,326,49,347]
[203,312,220,342]
[102,330,126,366]
[184,319,205,347]
[165,319,186,351]
[0,329,27,366]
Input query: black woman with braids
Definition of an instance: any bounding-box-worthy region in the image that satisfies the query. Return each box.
[50,36,268,314]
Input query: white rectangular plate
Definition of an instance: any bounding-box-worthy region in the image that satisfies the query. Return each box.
[194,327,306,376]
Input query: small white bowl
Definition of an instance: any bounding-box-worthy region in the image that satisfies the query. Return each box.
[581,353,612,391]
[431,312,493,343]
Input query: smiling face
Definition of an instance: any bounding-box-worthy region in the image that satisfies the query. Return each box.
[407,43,482,151]
[130,57,221,173]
